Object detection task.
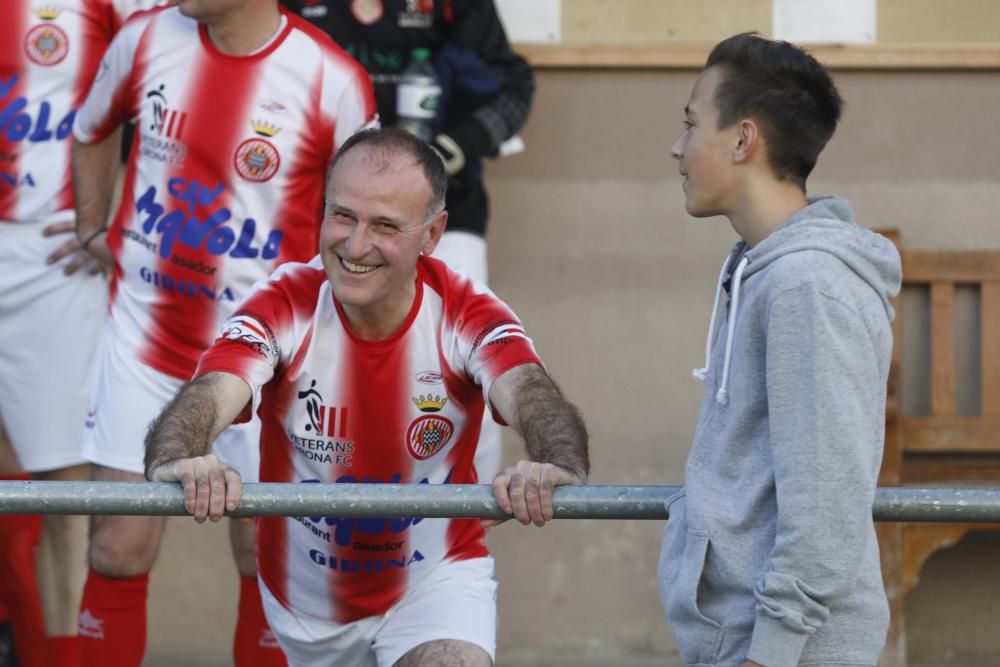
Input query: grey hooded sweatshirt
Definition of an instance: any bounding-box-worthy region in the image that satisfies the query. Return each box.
[658,196,901,667]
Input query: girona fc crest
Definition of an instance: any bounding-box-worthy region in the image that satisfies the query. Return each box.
[25,24,69,66]
[351,0,383,25]
[406,415,454,460]
[234,138,280,182]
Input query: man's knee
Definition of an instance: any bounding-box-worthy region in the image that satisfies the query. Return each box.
[393,640,492,667]
[88,515,164,577]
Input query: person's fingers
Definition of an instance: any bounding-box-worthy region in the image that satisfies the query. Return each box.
[208,459,227,522]
[524,465,544,527]
[176,462,197,516]
[224,466,243,513]
[491,470,513,516]
[41,221,75,237]
[46,238,80,266]
[538,466,558,524]
[62,250,95,276]
[507,463,530,525]
[192,458,211,522]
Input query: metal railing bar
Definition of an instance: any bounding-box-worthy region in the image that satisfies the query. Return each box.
[2,482,1000,522]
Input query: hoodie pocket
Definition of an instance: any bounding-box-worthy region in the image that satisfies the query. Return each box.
[662,527,725,666]
[657,491,688,593]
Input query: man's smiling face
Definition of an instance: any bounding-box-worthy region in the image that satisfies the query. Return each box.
[320,145,444,329]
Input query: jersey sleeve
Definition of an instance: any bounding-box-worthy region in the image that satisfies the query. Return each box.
[195,279,297,424]
[442,274,542,415]
[72,12,149,144]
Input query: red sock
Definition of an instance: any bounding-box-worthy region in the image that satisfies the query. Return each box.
[48,635,80,667]
[0,473,47,667]
[233,575,287,667]
[77,569,148,667]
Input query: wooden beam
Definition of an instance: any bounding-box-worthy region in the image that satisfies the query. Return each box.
[902,251,1000,284]
[515,42,1000,71]
[900,416,1000,452]
[983,282,1000,416]
[930,282,956,417]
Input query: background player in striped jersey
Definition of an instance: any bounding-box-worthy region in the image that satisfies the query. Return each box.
[70,0,377,665]
[144,127,589,667]
[0,2,159,664]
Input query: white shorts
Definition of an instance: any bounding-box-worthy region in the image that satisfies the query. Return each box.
[0,219,107,472]
[261,557,498,667]
[431,232,502,481]
[81,323,261,480]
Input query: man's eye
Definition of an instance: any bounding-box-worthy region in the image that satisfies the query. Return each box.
[332,212,353,224]
[374,222,398,234]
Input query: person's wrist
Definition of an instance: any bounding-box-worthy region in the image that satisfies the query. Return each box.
[79,225,108,252]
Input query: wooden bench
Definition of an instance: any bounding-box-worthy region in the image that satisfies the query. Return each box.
[875,230,1000,666]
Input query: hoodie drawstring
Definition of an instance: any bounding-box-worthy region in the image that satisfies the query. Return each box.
[692,254,749,406]
[692,257,730,381]
[716,255,748,405]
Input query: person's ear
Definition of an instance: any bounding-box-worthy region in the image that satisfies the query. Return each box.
[733,119,759,164]
[420,210,448,256]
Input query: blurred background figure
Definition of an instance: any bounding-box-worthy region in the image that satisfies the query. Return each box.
[0,2,157,664]
[69,1,376,666]
[282,0,535,480]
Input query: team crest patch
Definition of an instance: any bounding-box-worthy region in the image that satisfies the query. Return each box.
[25,24,69,66]
[234,138,280,182]
[406,415,453,460]
[351,0,383,25]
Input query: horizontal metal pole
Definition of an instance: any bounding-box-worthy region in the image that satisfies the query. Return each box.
[0,482,999,522]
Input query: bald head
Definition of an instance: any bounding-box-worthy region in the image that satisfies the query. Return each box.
[327,128,447,220]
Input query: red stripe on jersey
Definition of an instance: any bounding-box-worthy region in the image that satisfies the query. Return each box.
[439,343,489,561]
[0,3,29,221]
[326,297,418,623]
[56,0,118,213]
[257,307,315,611]
[268,64,327,268]
[257,371,297,612]
[86,18,151,144]
[137,43,265,379]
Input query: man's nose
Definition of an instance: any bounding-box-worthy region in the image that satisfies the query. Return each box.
[342,222,373,259]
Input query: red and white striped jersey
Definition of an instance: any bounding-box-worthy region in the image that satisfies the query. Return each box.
[196,255,541,623]
[73,5,377,379]
[0,0,152,224]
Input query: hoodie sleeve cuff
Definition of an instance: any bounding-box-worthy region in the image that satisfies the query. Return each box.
[746,614,811,667]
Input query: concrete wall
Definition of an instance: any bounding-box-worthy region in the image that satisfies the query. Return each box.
[146,69,1000,664]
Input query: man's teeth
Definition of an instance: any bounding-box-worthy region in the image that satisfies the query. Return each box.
[340,258,378,274]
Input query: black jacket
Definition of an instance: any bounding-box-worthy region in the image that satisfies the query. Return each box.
[281,0,534,236]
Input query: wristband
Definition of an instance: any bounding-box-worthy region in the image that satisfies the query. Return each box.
[80,226,108,252]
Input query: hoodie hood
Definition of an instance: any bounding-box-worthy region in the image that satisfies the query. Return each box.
[742,196,900,319]
[693,195,902,404]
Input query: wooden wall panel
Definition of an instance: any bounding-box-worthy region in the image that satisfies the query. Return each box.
[561,0,770,44]
[517,0,1000,69]
[879,0,1000,42]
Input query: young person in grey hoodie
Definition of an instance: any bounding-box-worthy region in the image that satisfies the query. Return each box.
[659,33,902,667]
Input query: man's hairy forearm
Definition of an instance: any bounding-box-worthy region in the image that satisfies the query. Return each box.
[514,374,589,481]
[143,375,224,480]
[72,130,120,237]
